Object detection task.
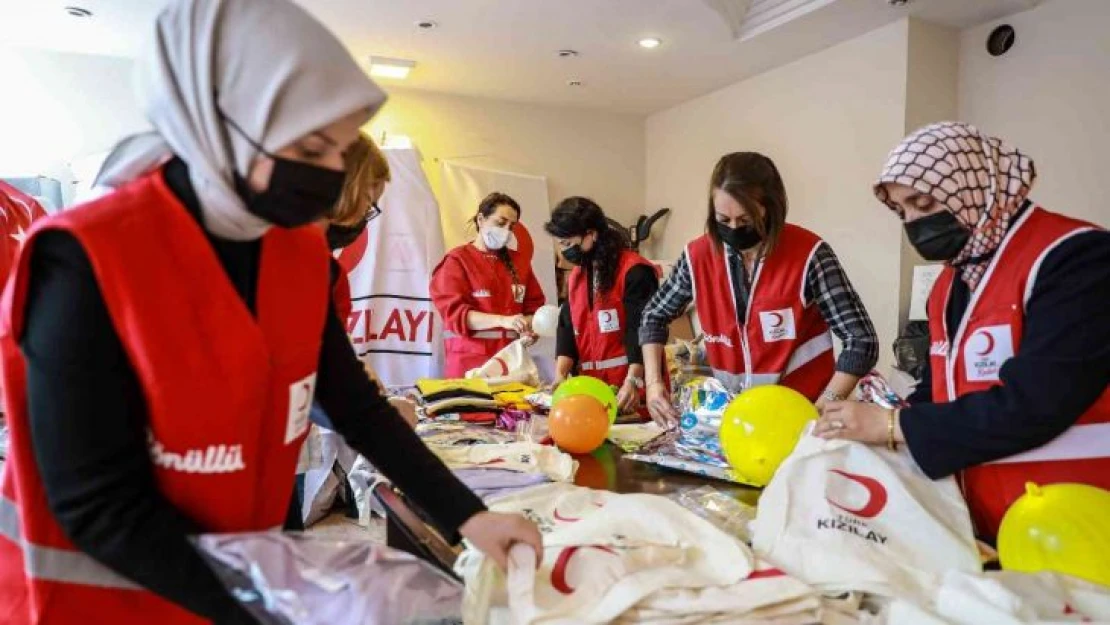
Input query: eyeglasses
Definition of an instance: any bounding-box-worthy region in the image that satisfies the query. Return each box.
[365,202,382,223]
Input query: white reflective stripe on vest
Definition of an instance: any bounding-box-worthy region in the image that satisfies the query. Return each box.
[0,496,140,590]
[710,369,748,393]
[985,423,1110,465]
[580,356,629,371]
[442,330,518,340]
[782,332,833,376]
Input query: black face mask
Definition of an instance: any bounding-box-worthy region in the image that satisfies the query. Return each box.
[715,222,762,251]
[240,156,346,229]
[904,211,971,261]
[561,244,588,265]
[326,219,368,250]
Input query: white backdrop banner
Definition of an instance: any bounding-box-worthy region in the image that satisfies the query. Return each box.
[439,161,557,381]
[338,148,445,386]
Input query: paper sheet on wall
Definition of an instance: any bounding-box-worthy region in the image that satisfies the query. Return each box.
[909,264,944,321]
[439,161,557,381]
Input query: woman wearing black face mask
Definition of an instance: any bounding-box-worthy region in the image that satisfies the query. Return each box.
[640,152,879,427]
[815,122,1110,542]
[544,197,662,416]
[0,1,540,623]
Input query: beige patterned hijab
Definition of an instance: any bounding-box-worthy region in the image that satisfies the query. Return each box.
[874,122,1036,290]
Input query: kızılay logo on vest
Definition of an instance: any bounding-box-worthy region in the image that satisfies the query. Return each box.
[703,334,734,348]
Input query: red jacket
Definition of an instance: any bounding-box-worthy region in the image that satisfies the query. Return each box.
[926,206,1110,538]
[687,225,834,400]
[0,182,47,288]
[430,244,545,378]
[0,170,328,624]
[567,250,658,388]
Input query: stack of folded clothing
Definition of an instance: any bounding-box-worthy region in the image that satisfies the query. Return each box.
[416,378,499,422]
[490,382,539,411]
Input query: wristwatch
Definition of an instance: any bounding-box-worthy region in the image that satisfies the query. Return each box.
[625,375,645,390]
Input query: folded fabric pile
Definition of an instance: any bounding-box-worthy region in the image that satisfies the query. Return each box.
[196,532,464,625]
[417,378,499,422]
[490,382,539,411]
[417,421,519,447]
[457,483,873,624]
[884,569,1110,624]
[432,442,577,483]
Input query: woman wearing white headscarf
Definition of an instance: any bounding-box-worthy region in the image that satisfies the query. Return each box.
[0,1,539,623]
[816,122,1110,541]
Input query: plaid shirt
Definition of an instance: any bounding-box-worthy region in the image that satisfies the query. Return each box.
[639,242,879,376]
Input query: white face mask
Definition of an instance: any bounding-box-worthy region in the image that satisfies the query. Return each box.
[481,224,513,251]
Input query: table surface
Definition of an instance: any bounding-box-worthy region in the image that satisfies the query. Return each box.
[573,443,762,507]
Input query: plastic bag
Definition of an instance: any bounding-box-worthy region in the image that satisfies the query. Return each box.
[669,486,758,543]
[465,338,540,386]
[195,532,463,625]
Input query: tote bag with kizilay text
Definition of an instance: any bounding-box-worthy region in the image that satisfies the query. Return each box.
[752,432,981,604]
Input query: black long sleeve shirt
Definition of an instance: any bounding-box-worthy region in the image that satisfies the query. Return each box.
[19,160,485,623]
[902,221,1110,479]
[555,264,658,366]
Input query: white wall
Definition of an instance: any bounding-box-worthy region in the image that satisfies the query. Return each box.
[645,20,910,372]
[367,88,646,226]
[959,0,1110,227]
[0,46,145,201]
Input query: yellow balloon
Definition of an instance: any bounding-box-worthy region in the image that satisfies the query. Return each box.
[998,482,1110,588]
[719,385,818,487]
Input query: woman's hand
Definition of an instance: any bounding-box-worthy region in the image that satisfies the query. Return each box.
[502,314,531,335]
[459,512,543,571]
[646,381,679,428]
[616,379,641,414]
[813,400,899,445]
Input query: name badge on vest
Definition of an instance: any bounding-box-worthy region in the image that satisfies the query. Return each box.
[597,309,620,334]
[759,309,796,343]
[512,284,526,304]
[285,372,318,445]
[472,289,492,299]
[963,325,1014,383]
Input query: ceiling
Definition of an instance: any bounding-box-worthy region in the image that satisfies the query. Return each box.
[0,0,1039,115]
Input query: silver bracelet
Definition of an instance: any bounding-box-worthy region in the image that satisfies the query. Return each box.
[820,389,845,403]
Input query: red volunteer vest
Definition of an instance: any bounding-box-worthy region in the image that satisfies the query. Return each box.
[433,245,531,378]
[0,170,328,624]
[687,224,834,400]
[567,250,659,388]
[926,206,1110,538]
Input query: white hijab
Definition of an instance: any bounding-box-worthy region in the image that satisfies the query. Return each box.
[96,0,387,240]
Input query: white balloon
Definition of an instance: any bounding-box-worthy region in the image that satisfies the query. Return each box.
[531,305,560,338]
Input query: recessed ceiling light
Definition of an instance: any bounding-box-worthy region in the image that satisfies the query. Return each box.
[416,20,438,30]
[567,80,583,87]
[638,37,662,49]
[369,56,416,80]
[64,6,93,17]
[557,49,579,58]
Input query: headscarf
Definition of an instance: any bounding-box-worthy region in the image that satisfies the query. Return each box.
[96,0,387,240]
[874,122,1036,290]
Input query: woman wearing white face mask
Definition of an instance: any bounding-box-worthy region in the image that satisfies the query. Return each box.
[431,192,547,378]
[0,1,540,623]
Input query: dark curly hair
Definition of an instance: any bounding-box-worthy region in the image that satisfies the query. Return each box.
[544,196,629,295]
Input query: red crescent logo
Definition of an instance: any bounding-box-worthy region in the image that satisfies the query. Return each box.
[336,228,369,274]
[550,546,617,594]
[601,311,614,323]
[973,330,996,356]
[769,312,784,328]
[826,469,889,519]
[297,382,312,411]
[553,509,581,523]
[494,357,509,376]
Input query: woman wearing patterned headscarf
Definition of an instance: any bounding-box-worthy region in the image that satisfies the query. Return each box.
[815,122,1110,540]
[0,1,539,623]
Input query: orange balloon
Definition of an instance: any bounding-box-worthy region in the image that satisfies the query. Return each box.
[549,395,609,454]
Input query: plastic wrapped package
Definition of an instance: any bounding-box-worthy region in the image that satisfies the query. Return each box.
[855,371,911,409]
[195,532,463,625]
[669,486,757,544]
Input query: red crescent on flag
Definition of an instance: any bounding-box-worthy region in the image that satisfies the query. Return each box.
[512,222,535,261]
[336,229,369,274]
[826,469,889,519]
[494,357,509,376]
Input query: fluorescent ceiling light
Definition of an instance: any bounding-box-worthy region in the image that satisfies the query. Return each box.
[369,56,416,80]
[638,37,663,49]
